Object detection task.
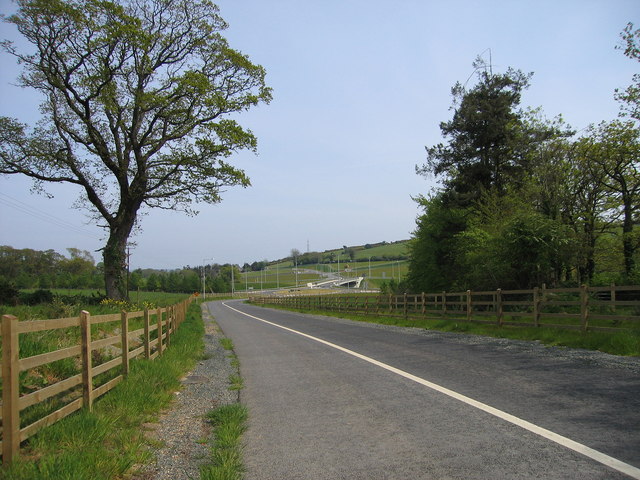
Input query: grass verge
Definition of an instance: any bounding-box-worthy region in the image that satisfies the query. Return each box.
[199,335,248,480]
[0,302,205,480]
[200,404,248,480]
[259,304,640,357]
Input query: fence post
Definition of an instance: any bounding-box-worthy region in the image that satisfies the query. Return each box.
[611,282,616,312]
[533,287,540,327]
[581,284,589,332]
[442,291,447,317]
[166,306,172,348]
[496,289,503,326]
[121,311,129,376]
[388,294,393,313]
[466,290,472,322]
[2,315,20,464]
[143,308,151,359]
[404,293,408,320]
[80,310,94,412]
[421,292,426,316]
[157,307,163,356]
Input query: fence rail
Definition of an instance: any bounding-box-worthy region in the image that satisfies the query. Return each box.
[0,296,194,464]
[249,285,640,333]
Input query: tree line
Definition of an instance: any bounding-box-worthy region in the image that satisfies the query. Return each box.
[0,246,102,290]
[0,245,241,298]
[406,24,640,293]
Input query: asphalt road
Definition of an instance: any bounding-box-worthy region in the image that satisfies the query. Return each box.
[206,300,640,480]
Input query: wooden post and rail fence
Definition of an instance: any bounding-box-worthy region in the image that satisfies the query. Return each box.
[250,284,640,333]
[0,295,195,465]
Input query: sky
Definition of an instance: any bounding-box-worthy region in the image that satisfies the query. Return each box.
[0,0,638,270]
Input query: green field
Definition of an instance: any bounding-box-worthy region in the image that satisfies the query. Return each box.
[235,260,408,291]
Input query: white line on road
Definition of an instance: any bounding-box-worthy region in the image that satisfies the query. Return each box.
[222,301,640,479]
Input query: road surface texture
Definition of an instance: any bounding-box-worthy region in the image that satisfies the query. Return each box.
[206,300,640,480]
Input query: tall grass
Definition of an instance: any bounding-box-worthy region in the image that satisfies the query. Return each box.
[200,403,248,480]
[0,303,205,480]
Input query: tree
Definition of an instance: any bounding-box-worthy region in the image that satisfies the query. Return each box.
[418,58,534,206]
[616,22,640,121]
[406,193,468,292]
[588,120,640,278]
[0,0,271,299]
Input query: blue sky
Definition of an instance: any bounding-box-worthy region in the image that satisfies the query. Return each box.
[0,0,638,269]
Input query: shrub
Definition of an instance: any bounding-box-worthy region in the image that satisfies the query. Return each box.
[20,289,54,305]
[0,278,19,305]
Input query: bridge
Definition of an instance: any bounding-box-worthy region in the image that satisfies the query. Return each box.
[307,276,364,289]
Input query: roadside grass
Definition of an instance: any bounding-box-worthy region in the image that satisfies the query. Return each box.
[199,333,248,480]
[0,302,205,480]
[219,337,234,351]
[200,404,248,480]
[259,304,640,357]
[0,290,190,320]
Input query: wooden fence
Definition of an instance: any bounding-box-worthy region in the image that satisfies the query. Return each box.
[250,285,640,333]
[0,296,194,464]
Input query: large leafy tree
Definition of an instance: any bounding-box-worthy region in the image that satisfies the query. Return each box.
[418,59,536,206]
[0,0,271,299]
[588,120,640,278]
[616,22,640,121]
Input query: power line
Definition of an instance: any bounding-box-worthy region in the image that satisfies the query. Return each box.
[0,192,101,240]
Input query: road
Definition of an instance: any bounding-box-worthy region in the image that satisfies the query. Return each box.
[206,300,640,480]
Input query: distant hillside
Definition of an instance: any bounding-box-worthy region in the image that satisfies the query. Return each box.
[319,240,410,261]
[262,240,410,268]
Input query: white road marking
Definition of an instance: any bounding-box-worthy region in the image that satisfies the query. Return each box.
[222,301,640,479]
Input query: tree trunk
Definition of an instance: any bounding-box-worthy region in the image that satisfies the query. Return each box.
[103,208,138,300]
[103,231,128,301]
[622,196,635,278]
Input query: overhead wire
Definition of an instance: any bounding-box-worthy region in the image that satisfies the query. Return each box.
[0,192,101,240]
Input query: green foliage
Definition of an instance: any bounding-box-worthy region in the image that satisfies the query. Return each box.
[406,194,468,292]
[411,44,640,291]
[0,246,102,291]
[419,58,545,206]
[0,278,19,304]
[615,22,640,121]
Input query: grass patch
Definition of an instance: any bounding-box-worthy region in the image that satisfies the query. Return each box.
[228,374,244,391]
[0,303,205,480]
[200,404,248,480]
[259,303,640,357]
[219,338,234,351]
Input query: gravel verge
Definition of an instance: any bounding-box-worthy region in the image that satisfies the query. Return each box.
[135,303,238,480]
[301,311,640,374]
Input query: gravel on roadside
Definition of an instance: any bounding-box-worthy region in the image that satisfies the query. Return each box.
[303,311,640,374]
[134,302,238,480]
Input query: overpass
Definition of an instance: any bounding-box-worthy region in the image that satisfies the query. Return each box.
[307,276,364,289]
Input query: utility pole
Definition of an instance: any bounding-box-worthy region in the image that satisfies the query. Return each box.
[202,257,214,300]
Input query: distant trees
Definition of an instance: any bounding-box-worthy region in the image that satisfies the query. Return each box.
[0,246,102,289]
[0,245,242,295]
[408,33,640,292]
